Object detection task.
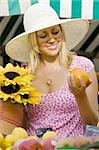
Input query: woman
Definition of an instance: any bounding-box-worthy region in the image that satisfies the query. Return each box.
[5,3,99,138]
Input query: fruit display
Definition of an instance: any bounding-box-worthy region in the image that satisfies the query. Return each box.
[12,134,99,150]
[0,127,28,149]
[0,127,58,150]
[0,127,99,149]
[69,68,91,87]
[12,138,42,150]
[12,130,58,150]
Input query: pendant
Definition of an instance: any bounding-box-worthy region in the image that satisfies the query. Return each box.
[46,79,53,87]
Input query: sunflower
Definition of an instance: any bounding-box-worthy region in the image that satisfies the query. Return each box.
[0,63,42,105]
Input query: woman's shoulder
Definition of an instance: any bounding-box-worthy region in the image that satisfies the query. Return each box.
[70,54,94,72]
[73,55,93,64]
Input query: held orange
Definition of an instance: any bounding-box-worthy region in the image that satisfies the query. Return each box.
[70,68,91,87]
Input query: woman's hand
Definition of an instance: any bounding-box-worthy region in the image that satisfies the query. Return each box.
[67,72,89,97]
[67,68,99,125]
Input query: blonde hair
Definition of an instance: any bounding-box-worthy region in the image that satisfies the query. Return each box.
[28,26,73,73]
[28,32,40,73]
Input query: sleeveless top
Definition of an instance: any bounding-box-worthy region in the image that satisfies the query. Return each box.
[26,55,94,138]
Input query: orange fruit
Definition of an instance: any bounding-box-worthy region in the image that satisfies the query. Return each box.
[70,68,91,87]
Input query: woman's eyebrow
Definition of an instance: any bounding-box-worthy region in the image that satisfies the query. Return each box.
[52,26,61,31]
[37,31,46,35]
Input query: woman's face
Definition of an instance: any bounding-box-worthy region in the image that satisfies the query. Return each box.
[36,25,63,58]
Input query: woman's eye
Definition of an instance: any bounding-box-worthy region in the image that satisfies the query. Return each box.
[53,31,59,35]
[39,35,47,38]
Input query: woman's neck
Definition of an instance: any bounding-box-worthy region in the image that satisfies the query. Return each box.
[39,55,59,66]
[40,58,61,70]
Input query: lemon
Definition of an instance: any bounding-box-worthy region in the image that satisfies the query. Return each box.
[2,134,16,148]
[0,133,4,146]
[0,147,3,150]
[11,127,28,139]
[42,131,58,139]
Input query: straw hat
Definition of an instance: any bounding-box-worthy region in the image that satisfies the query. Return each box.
[5,3,89,62]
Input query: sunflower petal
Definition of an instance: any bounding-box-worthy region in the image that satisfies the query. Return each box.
[0,63,42,106]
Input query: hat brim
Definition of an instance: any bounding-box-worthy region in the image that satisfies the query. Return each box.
[5,18,89,62]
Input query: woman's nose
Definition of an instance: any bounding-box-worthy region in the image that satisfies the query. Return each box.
[48,33,55,43]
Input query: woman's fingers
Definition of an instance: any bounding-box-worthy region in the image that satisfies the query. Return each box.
[67,72,86,95]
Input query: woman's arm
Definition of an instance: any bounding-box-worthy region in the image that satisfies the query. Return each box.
[68,68,99,126]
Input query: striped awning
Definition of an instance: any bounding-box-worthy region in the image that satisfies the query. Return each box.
[0,0,99,19]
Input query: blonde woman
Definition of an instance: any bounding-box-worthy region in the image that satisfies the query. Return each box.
[5,3,99,138]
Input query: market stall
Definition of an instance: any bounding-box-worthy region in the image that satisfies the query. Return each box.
[0,0,99,19]
[0,1,99,149]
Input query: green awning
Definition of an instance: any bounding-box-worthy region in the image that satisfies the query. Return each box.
[0,0,99,19]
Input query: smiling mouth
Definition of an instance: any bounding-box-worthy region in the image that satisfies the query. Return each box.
[47,45,57,50]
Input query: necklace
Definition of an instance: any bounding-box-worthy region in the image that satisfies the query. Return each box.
[46,79,53,87]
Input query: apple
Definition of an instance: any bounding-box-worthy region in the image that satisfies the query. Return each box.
[19,139,42,150]
[12,139,28,150]
[42,138,57,150]
[12,138,42,150]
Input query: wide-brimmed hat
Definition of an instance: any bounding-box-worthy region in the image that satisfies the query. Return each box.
[5,3,89,62]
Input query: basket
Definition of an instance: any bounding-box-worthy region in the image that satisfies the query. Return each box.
[0,100,26,135]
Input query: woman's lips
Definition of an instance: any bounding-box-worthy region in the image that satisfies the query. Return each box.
[47,45,57,50]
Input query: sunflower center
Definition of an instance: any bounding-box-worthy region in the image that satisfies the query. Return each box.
[4,71,20,80]
[22,94,29,99]
[1,84,20,94]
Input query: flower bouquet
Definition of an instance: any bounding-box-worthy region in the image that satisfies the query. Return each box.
[0,63,42,135]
